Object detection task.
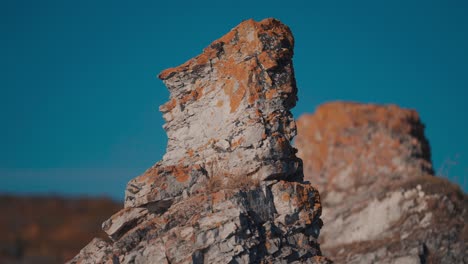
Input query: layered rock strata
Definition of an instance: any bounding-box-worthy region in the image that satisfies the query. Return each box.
[296,102,467,263]
[68,18,330,264]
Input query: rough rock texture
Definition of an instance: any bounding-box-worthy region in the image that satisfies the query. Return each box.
[296,102,467,263]
[124,17,302,209]
[0,195,120,264]
[68,18,330,264]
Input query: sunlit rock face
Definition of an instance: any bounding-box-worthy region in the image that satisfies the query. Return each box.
[124,18,303,210]
[68,18,331,264]
[296,102,467,264]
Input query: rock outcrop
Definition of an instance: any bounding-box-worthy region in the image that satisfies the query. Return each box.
[68,18,330,264]
[296,102,467,263]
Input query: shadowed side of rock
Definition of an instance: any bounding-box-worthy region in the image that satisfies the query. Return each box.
[68,18,331,264]
[296,102,467,264]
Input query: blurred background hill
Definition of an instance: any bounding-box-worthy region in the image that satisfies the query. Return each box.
[0,195,120,264]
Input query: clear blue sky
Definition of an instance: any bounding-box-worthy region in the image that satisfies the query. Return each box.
[1,0,467,200]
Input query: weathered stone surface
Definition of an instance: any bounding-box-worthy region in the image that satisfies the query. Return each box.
[102,207,148,241]
[70,184,330,264]
[296,102,467,263]
[124,18,302,210]
[68,18,330,264]
[72,238,115,264]
[320,178,467,264]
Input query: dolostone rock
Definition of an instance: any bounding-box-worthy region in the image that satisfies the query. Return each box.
[295,102,467,264]
[68,18,331,264]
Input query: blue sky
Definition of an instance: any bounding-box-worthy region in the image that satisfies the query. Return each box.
[1,0,467,200]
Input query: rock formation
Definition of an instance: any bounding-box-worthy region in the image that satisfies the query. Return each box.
[68,18,330,264]
[296,102,467,263]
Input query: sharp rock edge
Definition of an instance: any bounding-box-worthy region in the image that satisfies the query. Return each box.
[68,18,331,264]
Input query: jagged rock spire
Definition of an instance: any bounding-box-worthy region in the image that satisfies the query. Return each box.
[124,18,303,209]
[68,18,330,264]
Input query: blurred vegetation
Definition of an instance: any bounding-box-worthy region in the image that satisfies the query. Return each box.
[0,195,121,264]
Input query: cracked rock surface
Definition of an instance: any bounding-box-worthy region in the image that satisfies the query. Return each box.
[296,102,467,264]
[68,18,331,264]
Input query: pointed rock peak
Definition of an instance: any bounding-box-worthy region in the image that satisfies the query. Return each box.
[295,101,433,195]
[69,19,331,264]
[159,18,295,81]
[125,18,302,208]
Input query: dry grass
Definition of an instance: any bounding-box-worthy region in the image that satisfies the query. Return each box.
[206,173,260,193]
[206,174,224,193]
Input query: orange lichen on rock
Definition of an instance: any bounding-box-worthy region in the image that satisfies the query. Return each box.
[224,79,246,113]
[158,18,296,117]
[160,98,177,113]
[211,190,229,205]
[170,166,190,183]
[265,89,278,99]
[70,18,332,264]
[187,148,194,157]
[295,102,466,264]
[295,101,433,195]
[180,86,205,106]
[230,137,245,149]
[258,51,277,70]
[151,19,300,195]
[137,166,161,183]
[158,39,220,80]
